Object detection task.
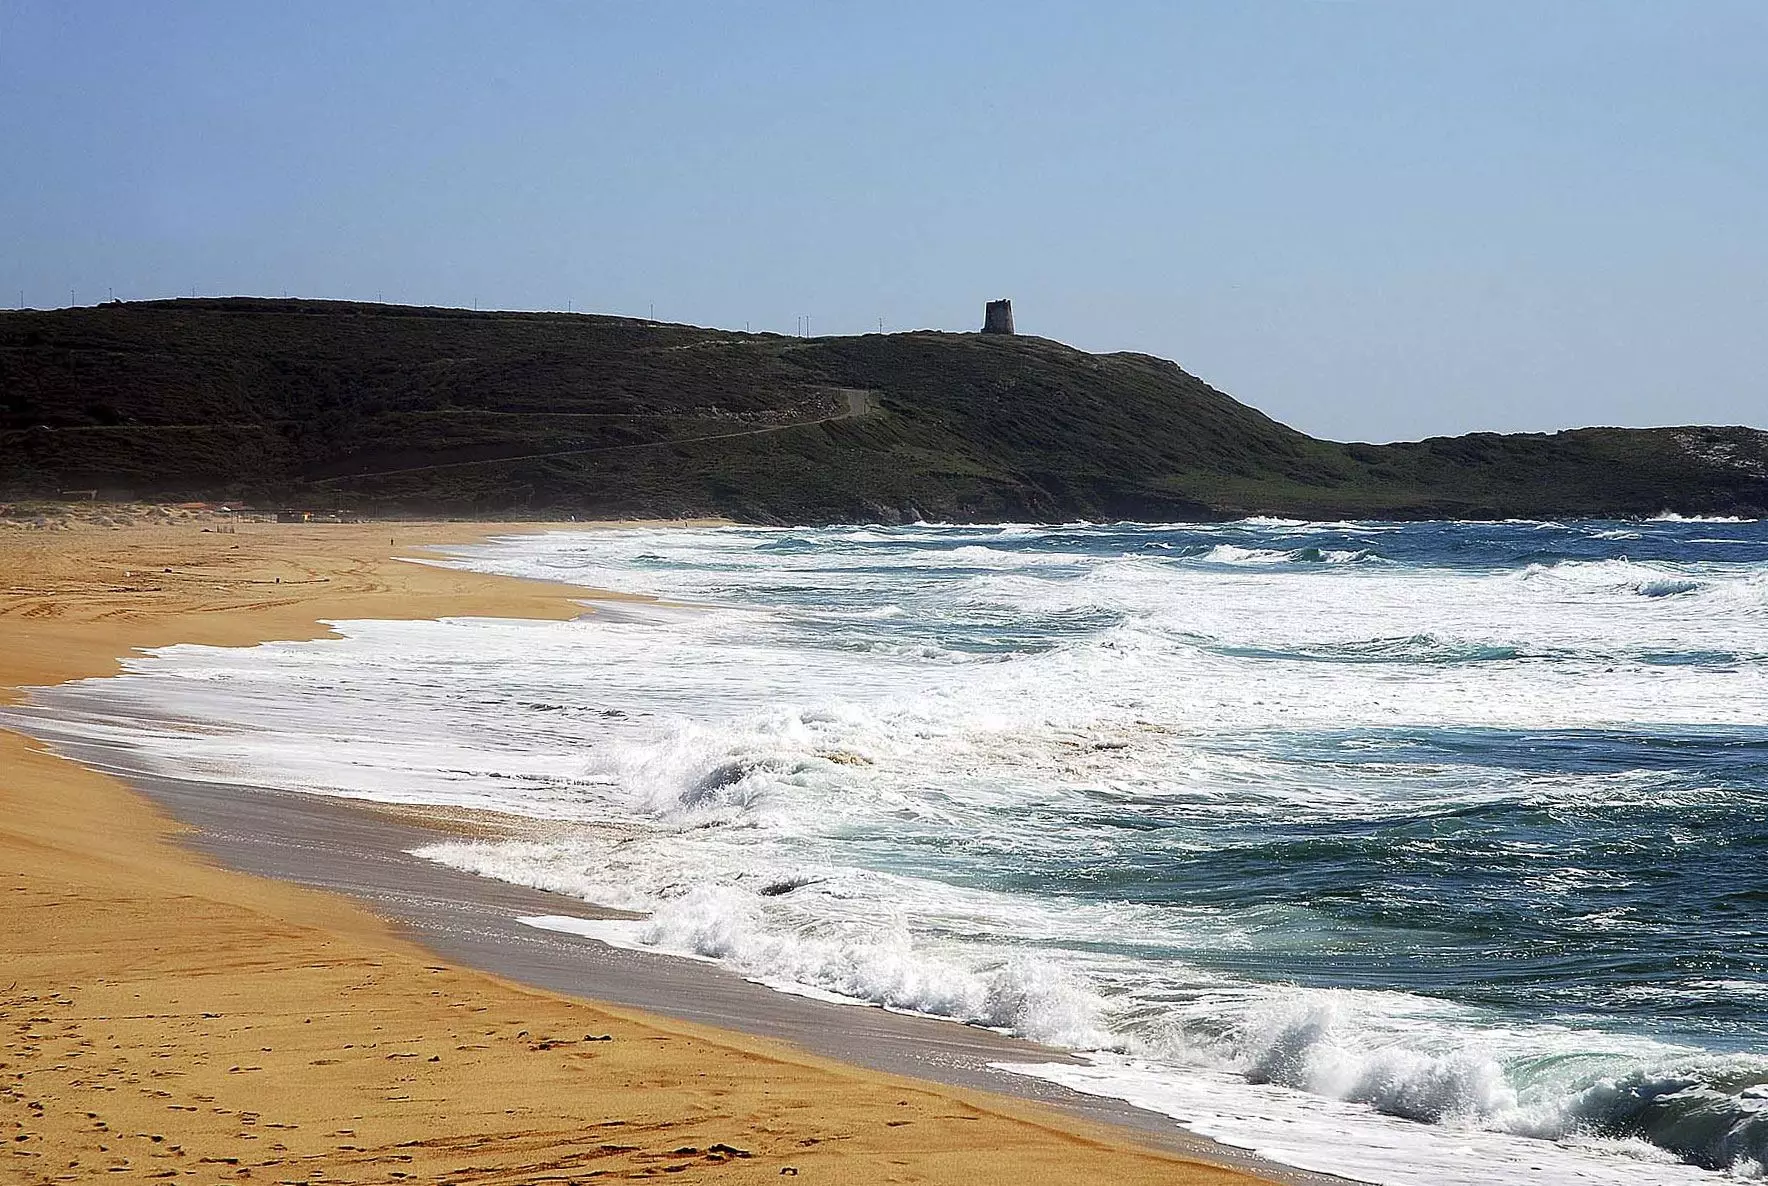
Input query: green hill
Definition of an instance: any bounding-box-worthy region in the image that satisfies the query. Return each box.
[3,298,1763,521]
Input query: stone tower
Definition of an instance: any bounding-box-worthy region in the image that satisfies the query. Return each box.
[981,299,1015,335]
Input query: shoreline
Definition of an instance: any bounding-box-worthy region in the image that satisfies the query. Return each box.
[0,520,1320,1185]
[20,717,1338,1182]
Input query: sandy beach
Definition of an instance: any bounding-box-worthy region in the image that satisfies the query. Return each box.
[0,518,1282,1185]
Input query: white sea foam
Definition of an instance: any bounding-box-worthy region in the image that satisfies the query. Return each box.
[518,897,1113,1046]
[1652,512,1754,523]
[15,521,1768,1186]
[1011,1057,1743,1186]
[1193,543,1386,565]
[1231,515,1312,528]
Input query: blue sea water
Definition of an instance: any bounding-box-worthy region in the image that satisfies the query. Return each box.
[24,517,1768,1184]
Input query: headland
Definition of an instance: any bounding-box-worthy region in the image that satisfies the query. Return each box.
[4,298,1765,522]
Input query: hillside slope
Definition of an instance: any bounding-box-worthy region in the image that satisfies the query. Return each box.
[3,298,1763,521]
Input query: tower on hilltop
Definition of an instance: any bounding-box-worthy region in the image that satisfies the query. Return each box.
[981,299,1015,335]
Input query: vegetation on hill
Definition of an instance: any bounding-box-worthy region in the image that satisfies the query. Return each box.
[2,298,1763,521]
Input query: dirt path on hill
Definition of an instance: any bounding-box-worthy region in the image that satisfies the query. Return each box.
[311,389,879,486]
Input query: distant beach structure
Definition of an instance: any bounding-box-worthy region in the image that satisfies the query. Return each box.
[981,299,1014,335]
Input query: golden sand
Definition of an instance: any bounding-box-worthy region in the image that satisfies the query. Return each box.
[0,520,1271,1184]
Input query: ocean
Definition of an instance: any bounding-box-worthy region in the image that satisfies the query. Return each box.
[31,518,1768,1184]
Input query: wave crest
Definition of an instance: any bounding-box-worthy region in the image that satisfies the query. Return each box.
[1151,990,1768,1173]
[633,885,1114,1047]
[1191,544,1388,565]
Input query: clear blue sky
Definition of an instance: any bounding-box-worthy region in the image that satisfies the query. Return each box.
[3,1,1763,442]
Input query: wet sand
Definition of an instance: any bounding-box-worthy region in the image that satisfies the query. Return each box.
[0,519,1329,1184]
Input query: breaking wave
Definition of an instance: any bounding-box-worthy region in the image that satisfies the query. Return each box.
[1189,543,1389,565]
[1652,512,1755,524]
[23,517,1768,1186]
[1168,991,1768,1171]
